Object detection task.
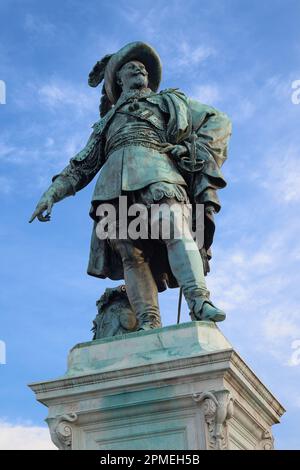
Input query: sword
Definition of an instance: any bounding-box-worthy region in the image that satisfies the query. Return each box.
[177,287,183,324]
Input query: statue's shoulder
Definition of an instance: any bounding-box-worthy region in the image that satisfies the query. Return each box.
[159,87,179,94]
[91,113,111,135]
[70,119,104,164]
[159,88,188,100]
[151,88,190,113]
[188,98,231,121]
[187,98,232,134]
[147,88,189,113]
[187,97,214,113]
[91,118,104,134]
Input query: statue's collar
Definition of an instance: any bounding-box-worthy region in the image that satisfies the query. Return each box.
[116,88,153,106]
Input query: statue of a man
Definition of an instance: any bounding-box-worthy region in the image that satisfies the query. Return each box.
[30,42,231,331]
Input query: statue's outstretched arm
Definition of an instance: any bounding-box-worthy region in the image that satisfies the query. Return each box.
[29,129,103,223]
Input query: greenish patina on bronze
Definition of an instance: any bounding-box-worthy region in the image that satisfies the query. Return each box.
[30,42,232,332]
[92,285,138,339]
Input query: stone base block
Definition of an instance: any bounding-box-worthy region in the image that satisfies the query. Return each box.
[29,322,285,450]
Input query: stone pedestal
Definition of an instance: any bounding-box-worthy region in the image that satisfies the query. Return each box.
[29,322,285,450]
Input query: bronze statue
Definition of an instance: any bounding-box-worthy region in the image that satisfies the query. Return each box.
[30,42,231,331]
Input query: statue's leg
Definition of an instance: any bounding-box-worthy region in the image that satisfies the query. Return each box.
[153,199,225,322]
[110,238,161,330]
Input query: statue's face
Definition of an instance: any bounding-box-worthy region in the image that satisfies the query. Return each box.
[117,60,149,90]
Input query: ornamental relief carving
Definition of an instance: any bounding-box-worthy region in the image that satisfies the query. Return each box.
[46,412,78,450]
[193,390,234,450]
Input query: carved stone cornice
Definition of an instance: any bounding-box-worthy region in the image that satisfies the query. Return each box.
[46,412,78,450]
[193,390,234,450]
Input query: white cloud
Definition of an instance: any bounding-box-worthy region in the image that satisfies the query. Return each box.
[0,132,85,170]
[24,14,56,36]
[288,340,300,367]
[206,202,300,367]
[0,420,56,450]
[173,42,215,68]
[119,4,169,38]
[38,81,96,114]
[261,145,300,203]
[265,75,299,103]
[0,176,13,194]
[180,42,215,65]
[0,141,17,159]
[230,98,256,123]
[191,84,220,105]
[262,310,300,341]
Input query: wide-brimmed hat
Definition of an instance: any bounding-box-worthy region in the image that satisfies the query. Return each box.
[88,41,162,104]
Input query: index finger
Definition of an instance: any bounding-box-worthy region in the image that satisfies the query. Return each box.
[29,209,39,223]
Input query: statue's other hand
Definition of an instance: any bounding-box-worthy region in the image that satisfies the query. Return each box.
[205,204,216,216]
[29,196,54,223]
[161,144,188,159]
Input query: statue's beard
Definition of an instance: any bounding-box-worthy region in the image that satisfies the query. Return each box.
[127,74,148,90]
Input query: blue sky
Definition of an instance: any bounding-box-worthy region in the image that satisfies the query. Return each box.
[0,0,300,449]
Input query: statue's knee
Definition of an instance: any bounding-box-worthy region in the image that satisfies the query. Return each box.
[151,200,190,241]
[110,239,144,266]
[160,212,189,242]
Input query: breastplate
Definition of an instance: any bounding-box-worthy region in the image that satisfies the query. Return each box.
[105,100,167,157]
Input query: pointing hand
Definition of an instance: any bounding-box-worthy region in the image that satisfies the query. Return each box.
[29,196,54,223]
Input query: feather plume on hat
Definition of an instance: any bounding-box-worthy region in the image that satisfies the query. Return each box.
[88,54,113,88]
[88,54,113,117]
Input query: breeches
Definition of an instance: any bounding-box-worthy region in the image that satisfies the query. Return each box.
[102,183,210,325]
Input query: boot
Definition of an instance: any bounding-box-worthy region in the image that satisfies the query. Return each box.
[165,237,226,323]
[189,294,226,322]
[124,260,162,330]
[117,241,161,330]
